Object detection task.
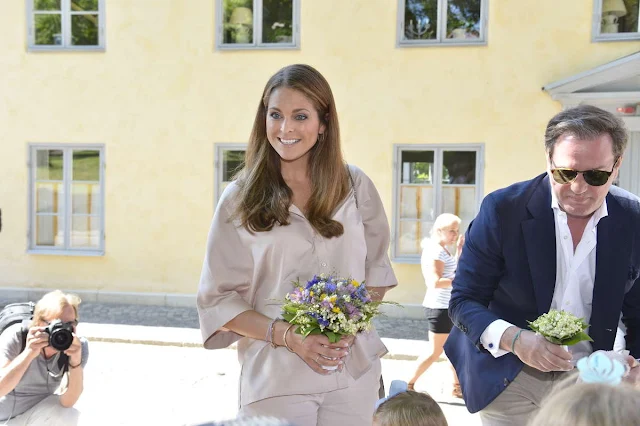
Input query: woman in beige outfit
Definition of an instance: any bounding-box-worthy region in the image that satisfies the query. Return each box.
[197,64,397,426]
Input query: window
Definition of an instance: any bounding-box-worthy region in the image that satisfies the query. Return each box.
[216,0,300,50]
[392,145,483,262]
[28,145,105,255]
[27,0,105,51]
[594,0,640,41]
[215,144,246,202]
[397,0,488,46]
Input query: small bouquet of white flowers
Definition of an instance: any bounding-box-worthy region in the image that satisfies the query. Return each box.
[528,309,593,346]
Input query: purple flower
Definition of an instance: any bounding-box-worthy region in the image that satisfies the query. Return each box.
[318,317,329,327]
[349,310,362,321]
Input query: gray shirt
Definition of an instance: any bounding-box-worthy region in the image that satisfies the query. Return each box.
[0,323,89,421]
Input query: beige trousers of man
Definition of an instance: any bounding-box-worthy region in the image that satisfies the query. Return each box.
[479,365,570,426]
[6,395,80,426]
[240,359,381,426]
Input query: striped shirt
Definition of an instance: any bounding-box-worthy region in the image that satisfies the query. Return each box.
[421,239,457,309]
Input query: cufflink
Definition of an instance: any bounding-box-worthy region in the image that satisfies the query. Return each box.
[489,343,494,348]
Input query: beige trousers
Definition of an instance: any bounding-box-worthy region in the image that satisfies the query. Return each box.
[479,366,569,426]
[6,395,80,426]
[239,359,381,426]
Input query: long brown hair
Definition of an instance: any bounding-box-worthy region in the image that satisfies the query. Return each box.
[233,64,349,238]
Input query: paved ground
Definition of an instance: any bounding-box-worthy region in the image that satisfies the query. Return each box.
[1,300,481,425]
[72,342,479,426]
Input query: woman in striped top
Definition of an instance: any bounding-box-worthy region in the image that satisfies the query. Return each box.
[408,213,464,398]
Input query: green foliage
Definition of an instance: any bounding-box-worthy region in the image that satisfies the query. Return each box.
[262,0,293,43]
[73,0,98,11]
[446,0,481,35]
[33,1,99,46]
[71,15,98,46]
[34,0,61,11]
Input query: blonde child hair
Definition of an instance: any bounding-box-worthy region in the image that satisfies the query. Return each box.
[373,390,448,426]
[529,379,640,426]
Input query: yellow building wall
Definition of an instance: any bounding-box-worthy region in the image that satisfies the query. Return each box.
[0,0,638,304]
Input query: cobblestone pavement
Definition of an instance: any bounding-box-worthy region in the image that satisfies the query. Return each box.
[74,302,430,340]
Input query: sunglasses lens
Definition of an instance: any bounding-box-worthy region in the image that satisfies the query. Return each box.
[583,171,610,186]
[552,169,577,184]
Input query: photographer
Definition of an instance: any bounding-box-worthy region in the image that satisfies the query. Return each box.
[0,290,88,425]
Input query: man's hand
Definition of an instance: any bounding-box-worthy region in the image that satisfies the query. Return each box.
[24,326,49,360]
[64,335,82,367]
[504,328,574,372]
[623,355,640,386]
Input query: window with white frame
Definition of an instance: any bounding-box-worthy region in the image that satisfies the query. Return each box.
[28,145,105,254]
[398,0,487,46]
[393,145,483,262]
[216,0,300,50]
[215,144,246,202]
[594,0,640,41]
[27,0,105,50]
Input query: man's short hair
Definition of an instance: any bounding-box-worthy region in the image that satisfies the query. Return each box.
[544,105,628,159]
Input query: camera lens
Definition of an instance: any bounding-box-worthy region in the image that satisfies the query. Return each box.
[46,321,74,351]
[50,328,73,351]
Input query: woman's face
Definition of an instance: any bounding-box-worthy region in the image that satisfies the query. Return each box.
[438,223,459,245]
[266,87,326,167]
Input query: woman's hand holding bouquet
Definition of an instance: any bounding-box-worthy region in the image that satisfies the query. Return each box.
[276,273,395,374]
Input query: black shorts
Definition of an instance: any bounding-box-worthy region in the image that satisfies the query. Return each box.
[424,308,454,334]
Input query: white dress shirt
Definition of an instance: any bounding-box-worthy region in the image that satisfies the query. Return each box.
[479,183,610,360]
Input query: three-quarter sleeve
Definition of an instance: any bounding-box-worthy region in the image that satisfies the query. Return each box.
[351,166,398,289]
[197,184,254,349]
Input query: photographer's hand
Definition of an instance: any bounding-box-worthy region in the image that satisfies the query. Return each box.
[59,334,84,407]
[24,326,49,360]
[64,335,82,367]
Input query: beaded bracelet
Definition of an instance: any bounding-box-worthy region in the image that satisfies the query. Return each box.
[283,324,296,353]
[511,329,523,354]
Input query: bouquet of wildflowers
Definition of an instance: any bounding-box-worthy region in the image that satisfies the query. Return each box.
[281,273,394,344]
[528,309,593,346]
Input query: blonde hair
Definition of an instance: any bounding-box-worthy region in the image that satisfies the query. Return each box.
[373,391,448,426]
[529,380,640,426]
[429,213,461,239]
[30,290,81,328]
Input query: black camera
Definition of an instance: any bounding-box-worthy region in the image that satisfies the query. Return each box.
[44,319,74,351]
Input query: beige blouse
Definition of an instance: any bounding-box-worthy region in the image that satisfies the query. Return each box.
[197,165,398,406]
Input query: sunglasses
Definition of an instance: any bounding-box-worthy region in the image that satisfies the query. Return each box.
[550,158,618,187]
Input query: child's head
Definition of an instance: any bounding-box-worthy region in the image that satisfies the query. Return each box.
[529,381,640,426]
[373,390,448,426]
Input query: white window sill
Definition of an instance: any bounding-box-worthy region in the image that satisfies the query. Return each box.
[27,46,106,53]
[27,249,105,257]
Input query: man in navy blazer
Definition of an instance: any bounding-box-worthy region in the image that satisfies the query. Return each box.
[444,105,640,425]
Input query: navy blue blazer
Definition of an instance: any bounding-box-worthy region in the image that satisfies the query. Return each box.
[444,173,640,413]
